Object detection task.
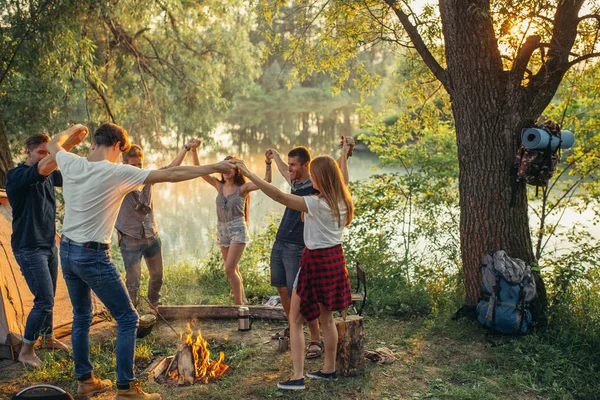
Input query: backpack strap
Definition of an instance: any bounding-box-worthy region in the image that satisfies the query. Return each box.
[485,272,501,326]
[510,147,525,208]
[516,281,528,332]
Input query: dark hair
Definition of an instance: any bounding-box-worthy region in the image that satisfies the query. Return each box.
[93,123,131,152]
[26,133,50,151]
[288,146,311,164]
[123,144,144,162]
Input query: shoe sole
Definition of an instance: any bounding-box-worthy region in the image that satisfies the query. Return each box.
[277,383,305,390]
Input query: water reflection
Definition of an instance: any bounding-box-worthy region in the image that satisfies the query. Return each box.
[141,116,600,264]
[145,117,397,263]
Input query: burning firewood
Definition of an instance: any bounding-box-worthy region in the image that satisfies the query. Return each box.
[177,344,196,385]
[146,323,231,386]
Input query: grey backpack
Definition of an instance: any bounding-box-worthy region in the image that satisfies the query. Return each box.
[476,251,536,334]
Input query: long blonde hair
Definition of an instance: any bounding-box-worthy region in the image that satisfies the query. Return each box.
[309,156,354,227]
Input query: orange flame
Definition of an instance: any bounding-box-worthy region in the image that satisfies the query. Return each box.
[169,323,229,384]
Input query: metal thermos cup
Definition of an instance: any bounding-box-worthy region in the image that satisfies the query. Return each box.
[238,306,251,331]
[278,336,289,352]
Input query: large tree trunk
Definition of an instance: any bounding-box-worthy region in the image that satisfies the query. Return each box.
[439,1,542,308]
[0,120,13,189]
[385,0,585,320]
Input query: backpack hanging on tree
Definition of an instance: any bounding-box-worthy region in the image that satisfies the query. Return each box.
[476,251,536,334]
[510,120,562,207]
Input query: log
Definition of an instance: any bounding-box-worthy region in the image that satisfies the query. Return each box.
[177,345,196,385]
[156,305,286,321]
[144,356,173,382]
[335,315,365,377]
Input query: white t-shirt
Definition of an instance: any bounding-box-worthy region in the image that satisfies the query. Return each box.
[55,151,150,244]
[303,195,347,250]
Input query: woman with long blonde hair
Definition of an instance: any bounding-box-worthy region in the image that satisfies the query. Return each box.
[193,145,272,305]
[232,138,354,390]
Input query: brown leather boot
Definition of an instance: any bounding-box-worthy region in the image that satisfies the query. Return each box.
[76,374,112,398]
[115,382,161,399]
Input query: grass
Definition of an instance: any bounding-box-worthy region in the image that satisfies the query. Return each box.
[1,221,598,398]
[2,311,598,399]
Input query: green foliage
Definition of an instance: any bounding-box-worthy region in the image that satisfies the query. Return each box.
[1,0,261,151]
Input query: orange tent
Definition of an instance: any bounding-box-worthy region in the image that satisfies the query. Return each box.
[0,189,105,359]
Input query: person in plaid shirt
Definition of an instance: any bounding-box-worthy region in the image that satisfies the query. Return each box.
[232,137,354,390]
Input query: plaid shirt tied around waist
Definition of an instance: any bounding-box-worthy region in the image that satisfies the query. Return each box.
[296,244,352,322]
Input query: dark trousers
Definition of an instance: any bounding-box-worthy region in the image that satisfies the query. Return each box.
[119,235,164,307]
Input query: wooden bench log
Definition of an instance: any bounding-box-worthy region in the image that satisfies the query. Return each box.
[335,315,365,376]
[156,305,287,321]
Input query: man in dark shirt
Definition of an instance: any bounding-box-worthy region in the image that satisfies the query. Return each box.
[5,126,87,368]
[266,139,353,359]
[115,138,200,309]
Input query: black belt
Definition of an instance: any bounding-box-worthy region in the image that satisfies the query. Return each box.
[61,236,109,250]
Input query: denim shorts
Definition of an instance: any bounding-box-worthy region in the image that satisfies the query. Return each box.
[270,240,305,297]
[217,218,250,247]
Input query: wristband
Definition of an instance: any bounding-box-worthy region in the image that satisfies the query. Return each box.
[265,160,272,165]
[184,144,190,151]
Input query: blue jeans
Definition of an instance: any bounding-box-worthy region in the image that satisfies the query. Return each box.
[14,246,58,344]
[60,241,139,385]
[270,240,305,298]
[119,234,163,307]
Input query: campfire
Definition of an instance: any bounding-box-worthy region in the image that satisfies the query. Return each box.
[147,323,231,386]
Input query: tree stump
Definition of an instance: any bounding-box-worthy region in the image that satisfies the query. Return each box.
[335,315,365,376]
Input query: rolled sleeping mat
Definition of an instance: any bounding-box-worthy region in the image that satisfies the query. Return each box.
[521,128,575,150]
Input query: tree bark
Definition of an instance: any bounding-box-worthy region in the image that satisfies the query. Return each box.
[335,315,365,376]
[0,120,14,189]
[438,1,536,305]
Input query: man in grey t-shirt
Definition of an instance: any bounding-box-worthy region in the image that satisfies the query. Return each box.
[115,139,200,309]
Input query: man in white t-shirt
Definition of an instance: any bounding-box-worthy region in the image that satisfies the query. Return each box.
[48,123,234,400]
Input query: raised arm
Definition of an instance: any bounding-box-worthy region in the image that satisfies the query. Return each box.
[190,140,220,190]
[240,151,273,195]
[336,136,354,186]
[233,160,307,213]
[268,149,291,186]
[167,138,200,167]
[45,124,88,170]
[144,161,234,184]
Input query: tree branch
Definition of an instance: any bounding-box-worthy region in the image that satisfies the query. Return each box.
[86,76,116,123]
[383,0,448,89]
[578,13,600,23]
[510,35,540,83]
[524,0,586,117]
[568,52,600,68]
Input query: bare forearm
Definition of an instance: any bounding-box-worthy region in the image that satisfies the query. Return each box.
[37,157,57,176]
[191,149,199,166]
[145,164,219,184]
[170,165,220,182]
[247,172,284,202]
[265,162,273,183]
[339,155,349,185]
[48,132,71,157]
[169,146,189,167]
[40,139,79,174]
[272,153,286,175]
